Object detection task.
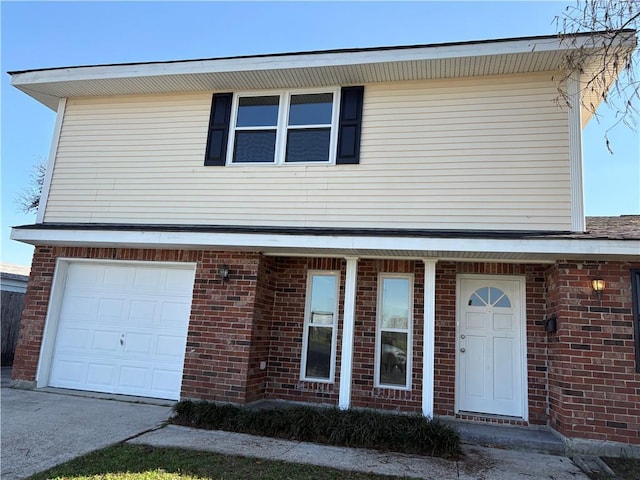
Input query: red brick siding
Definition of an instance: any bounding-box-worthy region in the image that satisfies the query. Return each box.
[546,260,640,444]
[265,257,345,405]
[246,256,277,403]
[181,251,261,402]
[351,259,424,412]
[15,246,640,445]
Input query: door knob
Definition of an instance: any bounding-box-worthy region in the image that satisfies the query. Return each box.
[460,348,466,353]
[460,334,466,339]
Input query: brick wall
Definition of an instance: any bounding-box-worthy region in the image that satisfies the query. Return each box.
[265,257,345,405]
[15,246,639,444]
[546,260,640,444]
[351,259,424,412]
[181,251,262,402]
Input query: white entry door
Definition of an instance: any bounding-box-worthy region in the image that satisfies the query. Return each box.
[47,261,195,400]
[456,275,526,418]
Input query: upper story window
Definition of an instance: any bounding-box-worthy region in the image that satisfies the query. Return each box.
[204,87,364,167]
[231,90,338,165]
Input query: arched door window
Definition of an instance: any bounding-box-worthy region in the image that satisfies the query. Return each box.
[468,286,511,308]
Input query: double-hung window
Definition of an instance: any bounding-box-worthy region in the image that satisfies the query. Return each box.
[301,271,340,382]
[230,90,339,165]
[376,274,413,389]
[204,86,363,167]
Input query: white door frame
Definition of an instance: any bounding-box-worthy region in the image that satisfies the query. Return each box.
[454,274,528,420]
[36,257,197,389]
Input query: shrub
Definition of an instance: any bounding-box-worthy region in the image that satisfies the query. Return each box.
[172,401,462,459]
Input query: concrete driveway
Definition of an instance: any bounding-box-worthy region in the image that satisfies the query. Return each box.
[1,367,173,480]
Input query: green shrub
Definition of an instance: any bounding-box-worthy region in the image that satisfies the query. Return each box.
[171,401,462,459]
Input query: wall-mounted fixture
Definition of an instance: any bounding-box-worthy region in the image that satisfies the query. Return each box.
[544,314,558,333]
[591,278,605,297]
[219,264,230,283]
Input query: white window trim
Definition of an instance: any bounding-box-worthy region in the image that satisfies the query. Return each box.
[301,270,341,383]
[375,273,414,390]
[226,87,341,166]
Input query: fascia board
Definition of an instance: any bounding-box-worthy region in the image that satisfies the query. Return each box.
[9,35,616,87]
[10,227,640,258]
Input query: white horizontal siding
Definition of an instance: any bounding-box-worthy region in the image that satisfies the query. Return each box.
[44,72,571,230]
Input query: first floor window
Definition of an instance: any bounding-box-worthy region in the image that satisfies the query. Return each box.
[302,271,339,382]
[376,274,413,389]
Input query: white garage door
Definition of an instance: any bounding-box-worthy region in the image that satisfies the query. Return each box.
[48,261,195,400]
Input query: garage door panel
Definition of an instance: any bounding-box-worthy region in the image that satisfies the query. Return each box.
[160,302,191,326]
[151,369,183,400]
[103,266,134,289]
[50,358,88,386]
[97,298,127,322]
[87,362,118,388]
[61,295,99,321]
[129,300,157,326]
[124,332,153,354]
[157,335,187,358]
[48,262,195,400]
[92,330,122,352]
[55,327,91,350]
[166,269,199,294]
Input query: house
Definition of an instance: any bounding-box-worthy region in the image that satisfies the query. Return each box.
[1,263,30,365]
[9,31,640,454]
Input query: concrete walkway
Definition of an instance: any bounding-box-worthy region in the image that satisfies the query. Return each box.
[130,425,588,480]
[2,366,590,479]
[1,368,172,480]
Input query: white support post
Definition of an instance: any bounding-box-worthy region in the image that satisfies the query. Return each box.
[338,256,358,410]
[422,259,437,417]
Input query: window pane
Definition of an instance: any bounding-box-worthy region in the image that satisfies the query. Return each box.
[237,96,279,127]
[306,326,332,379]
[285,128,331,163]
[381,278,410,329]
[379,331,407,386]
[233,130,276,163]
[289,93,333,125]
[310,274,337,318]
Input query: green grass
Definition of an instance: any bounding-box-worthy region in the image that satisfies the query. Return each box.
[27,444,419,480]
[587,456,640,480]
[172,400,462,459]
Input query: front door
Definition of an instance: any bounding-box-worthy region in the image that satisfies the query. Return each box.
[456,275,526,418]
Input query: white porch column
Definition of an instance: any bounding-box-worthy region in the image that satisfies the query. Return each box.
[422,259,437,417]
[338,256,358,410]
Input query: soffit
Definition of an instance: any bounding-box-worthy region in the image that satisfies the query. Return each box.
[12,32,636,112]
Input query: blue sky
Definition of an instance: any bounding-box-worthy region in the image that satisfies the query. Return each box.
[2,1,638,268]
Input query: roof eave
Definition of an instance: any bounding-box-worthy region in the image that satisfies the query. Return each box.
[10,31,637,111]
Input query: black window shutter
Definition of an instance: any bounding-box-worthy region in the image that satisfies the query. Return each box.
[204,93,233,166]
[336,86,364,165]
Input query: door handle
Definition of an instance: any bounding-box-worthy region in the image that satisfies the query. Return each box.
[460,334,466,339]
[460,348,466,353]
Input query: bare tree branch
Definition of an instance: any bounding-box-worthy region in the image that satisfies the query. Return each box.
[554,1,639,152]
[16,160,46,214]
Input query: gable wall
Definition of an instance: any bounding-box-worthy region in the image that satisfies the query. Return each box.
[43,71,571,231]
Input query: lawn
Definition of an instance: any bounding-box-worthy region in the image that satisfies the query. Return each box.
[27,444,420,480]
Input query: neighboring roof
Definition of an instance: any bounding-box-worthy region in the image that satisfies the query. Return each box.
[10,30,637,118]
[582,215,640,240]
[0,262,31,278]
